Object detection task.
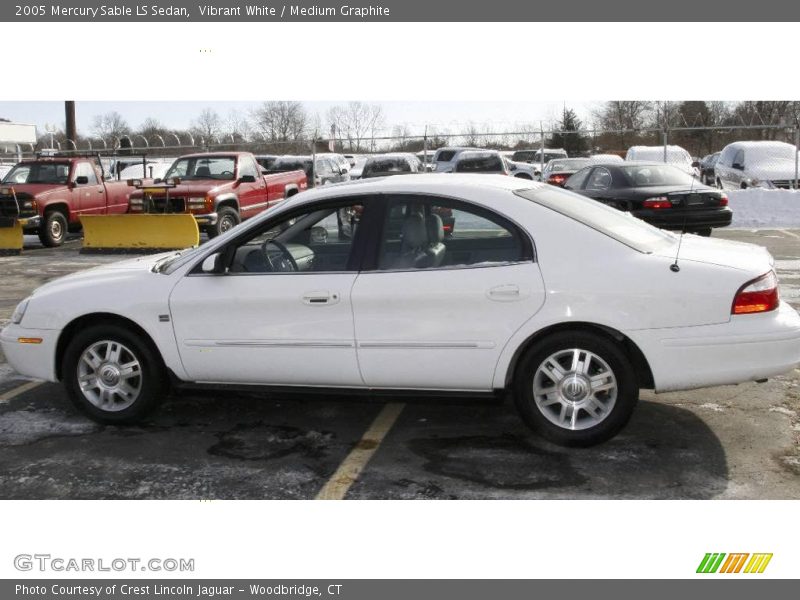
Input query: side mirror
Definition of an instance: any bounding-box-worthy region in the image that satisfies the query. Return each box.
[153,178,162,184]
[201,253,223,274]
[75,175,89,185]
[732,162,744,171]
[238,175,257,184]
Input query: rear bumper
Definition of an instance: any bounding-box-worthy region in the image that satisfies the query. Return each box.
[0,324,59,382]
[631,302,800,392]
[635,207,732,231]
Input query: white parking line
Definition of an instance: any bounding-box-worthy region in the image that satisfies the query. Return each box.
[316,402,405,500]
[778,229,800,240]
[0,381,42,404]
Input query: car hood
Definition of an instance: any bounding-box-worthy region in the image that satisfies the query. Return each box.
[1,183,68,198]
[31,252,178,296]
[653,235,772,275]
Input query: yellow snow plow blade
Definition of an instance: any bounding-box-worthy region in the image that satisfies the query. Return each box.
[80,214,200,254]
[0,221,23,256]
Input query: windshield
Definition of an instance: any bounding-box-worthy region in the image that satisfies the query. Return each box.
[515,186,675,253]
[164,156,236,181]
[3,162,70,184]
[620,164,696,187]
[455,155,504,172]
[363,158,411,175]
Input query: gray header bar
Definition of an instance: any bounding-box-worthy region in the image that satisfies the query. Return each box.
[3,580,798,600]
[1,1,796,21]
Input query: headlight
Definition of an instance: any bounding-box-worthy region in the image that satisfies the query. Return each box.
[11,298,30,325]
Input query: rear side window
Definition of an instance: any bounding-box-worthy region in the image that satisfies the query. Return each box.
[436,151,456,162]
[375,195,530,271]
[455,156,504,172]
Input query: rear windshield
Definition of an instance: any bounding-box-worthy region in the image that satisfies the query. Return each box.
[363,158,411,175]
[547,159,590,173]
[3,162,70,184]
[620,164,695,187]
[455,155,504,172]
[514,186,675,253]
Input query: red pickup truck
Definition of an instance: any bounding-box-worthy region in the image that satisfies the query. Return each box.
[127,152,307,237]
[0,156,132,247]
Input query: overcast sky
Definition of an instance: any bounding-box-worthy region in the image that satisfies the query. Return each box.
[0,101,598,137]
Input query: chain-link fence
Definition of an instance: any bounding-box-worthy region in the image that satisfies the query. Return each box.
[2,122,799,188]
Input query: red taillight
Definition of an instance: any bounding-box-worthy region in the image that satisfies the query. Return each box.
[547,174,567,186]
[718,193,728,207]
[643,196,672,209]
[732,271,779,315]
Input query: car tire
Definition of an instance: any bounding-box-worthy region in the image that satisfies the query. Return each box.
[208,206,240,238]
[62,324,167,424]
[39,210,68,247]
[513,331,639,447]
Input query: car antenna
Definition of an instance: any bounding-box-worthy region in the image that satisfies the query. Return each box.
[670,158,699,273]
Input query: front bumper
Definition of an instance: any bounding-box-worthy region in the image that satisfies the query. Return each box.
[631,301,800,392]
[19,215,42,231]
[193,212,218,226]
[0,324,59,382]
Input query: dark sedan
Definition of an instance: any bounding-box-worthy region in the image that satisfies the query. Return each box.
[564,162,732,236]
[699,152,720,186]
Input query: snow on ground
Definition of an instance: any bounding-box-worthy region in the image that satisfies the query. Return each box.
[729,189,800,229]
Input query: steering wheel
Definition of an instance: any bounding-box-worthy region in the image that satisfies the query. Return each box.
[260,239,298,272]
[220,170,234,177]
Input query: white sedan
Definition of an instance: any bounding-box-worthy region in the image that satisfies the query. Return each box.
[3,175,800,446]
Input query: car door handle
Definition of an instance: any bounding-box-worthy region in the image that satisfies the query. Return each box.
[487,284,521,301]
[302,291,340,305]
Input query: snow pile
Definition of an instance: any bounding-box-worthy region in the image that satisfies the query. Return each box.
[728,188,800,229]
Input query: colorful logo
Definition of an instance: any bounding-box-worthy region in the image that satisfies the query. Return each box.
[697,553,773,574]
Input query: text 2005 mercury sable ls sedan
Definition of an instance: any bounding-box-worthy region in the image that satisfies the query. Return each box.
[3,175,800,446]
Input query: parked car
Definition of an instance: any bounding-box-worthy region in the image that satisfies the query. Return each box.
[431,147,481,173]
[512,148,568,166]
[0,156,134,246]
[625,145,699,177]
[127,152,307,237]
[699,152,720,186]
[506,160,540,180]
[542,156,625,187]
[254,155,279,171]
[348,156,370,180]
[317,153,352,178]
[4,175,798,447]
[714,141,800,190]
[361,153,423,178]
[564,162,731,236]
[416,150,436,172]
[267,155,347,188]
[452,150,510,174]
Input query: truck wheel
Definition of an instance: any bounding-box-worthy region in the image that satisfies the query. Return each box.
[208,206,240,238]
[513,331,638,447]
[39,210,67,247]
[62,324,167,424]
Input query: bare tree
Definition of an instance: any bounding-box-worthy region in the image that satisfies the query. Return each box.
[252,101,308,142]
[327,102,385,152]
[191,108,223,144]
[591,101,654,147]
[225,109,252,143]
[91,111,129,145]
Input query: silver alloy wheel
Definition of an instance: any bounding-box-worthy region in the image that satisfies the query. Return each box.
[77,340,143,412]
[532,348,618,431]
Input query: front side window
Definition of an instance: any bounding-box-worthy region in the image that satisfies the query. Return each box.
[239,156,259,179]
[75,162,98,185]
[224,201,365,274]
[376,196,528,271]
[165,156,236,181]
